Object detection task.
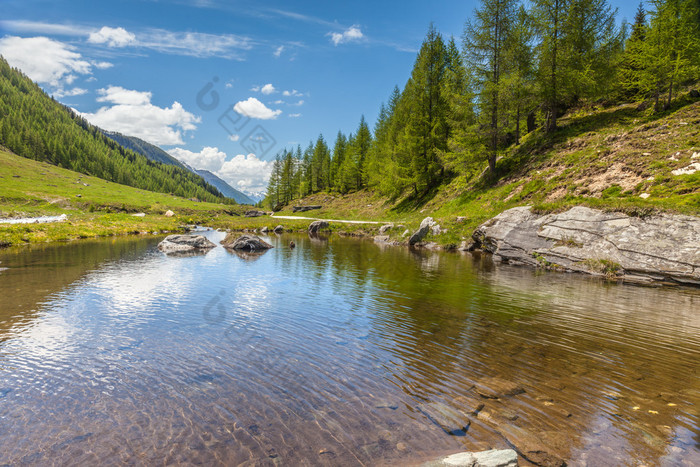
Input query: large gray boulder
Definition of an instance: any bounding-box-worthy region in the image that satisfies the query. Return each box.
[308,220,330,234]
[423,449,518,467]
[409,217,436,245]
[274,225,284,233]
[379,223,394,234]
[158,234,217,253]
[221,234,273,251]
[293,205,322,213]
[472,206,700,285]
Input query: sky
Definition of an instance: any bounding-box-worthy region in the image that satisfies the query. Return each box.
[0,0,637,198]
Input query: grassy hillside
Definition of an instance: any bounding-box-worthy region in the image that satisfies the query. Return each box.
[0,57,227,203]
[275,97,700,245]
[0,148,243,246]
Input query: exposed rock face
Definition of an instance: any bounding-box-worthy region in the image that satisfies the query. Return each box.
[308,220,329,234]
[260,226,269,234]
[472,206,700,285]
[379,224,394,234]
[274,225,284,233]
[409,217,436,245]
[221,234,273,251]
[244,210,267,218]
[158,234,216,253]
[292,205,322,213]
[424,449,518,467]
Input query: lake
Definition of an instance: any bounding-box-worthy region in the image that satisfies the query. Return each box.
[0,231,699,465]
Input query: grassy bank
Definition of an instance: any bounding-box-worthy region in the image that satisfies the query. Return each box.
[274,99,700,246]
[0,148,377,247]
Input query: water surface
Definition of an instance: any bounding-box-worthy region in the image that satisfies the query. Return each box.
[0,232,699,465]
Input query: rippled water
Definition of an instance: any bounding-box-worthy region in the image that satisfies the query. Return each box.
[0,232,699,466]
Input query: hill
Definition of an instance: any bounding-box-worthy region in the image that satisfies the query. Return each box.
[0,57,228,204]
[273,99,700,244]
[102,131,254,204]
[102,131,187,169]
[193,169,254,205]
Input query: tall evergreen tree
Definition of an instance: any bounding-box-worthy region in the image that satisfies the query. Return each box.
[464,0,517,172]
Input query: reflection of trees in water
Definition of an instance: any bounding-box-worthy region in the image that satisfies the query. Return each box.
[0,237,156,341]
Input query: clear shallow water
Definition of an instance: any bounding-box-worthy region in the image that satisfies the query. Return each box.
[0,232,699,466]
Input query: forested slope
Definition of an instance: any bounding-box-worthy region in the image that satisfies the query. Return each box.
[0,57,229,204]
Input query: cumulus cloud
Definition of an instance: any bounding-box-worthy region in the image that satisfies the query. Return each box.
[229,134,240,142]
[0,36,91,88]
[168,147,273,194]
[329,25,364,46]
[288,113,301,118]
[88,26,136,47]
[273,45,285,58]
[233,97,282,120]
[218,154,274,193]
[282,89,303,97]
[260,83,276,95]
[97,86,151,105]
[81,86,200,145]
[168,147,226,173]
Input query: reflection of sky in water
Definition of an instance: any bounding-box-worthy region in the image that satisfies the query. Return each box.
[0,233,698,465]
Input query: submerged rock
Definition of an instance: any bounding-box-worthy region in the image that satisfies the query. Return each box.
[221,233,273,251]
[472,206,700,286]
[423,449,518,467]
[260,226,269,234]
[308,220,330,234]
[418,401,472,436]
[158,234,216,253]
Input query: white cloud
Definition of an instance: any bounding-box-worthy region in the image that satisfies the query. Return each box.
[97,86,151,105]
[168,148,273,194]
[218,154,273,193]
[329,25,364,46]
[225,80,234,89]
[293,99,304,106]
[260,83,276,95]
[288,113,302,118]
[168,147,227,173]
[251,85,260,92]
[282,89,303,97]
[273,100,284,105]
[137,29,251,59]
[273,45,285,58]
[233,97,282,120]
[229,134,240,142]
[81,87,200,145]
[0,20,91,36]
[53,87,88,98]
[88,26,136,47]
[0,36,91,88]
[93,61,114,69]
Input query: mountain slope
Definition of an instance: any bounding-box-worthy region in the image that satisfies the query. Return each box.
[0,57,228,204]
[101,131,254,204]
[193,169,254,205]
[102,131,187,169]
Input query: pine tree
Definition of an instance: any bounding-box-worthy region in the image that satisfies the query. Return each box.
[464,0,517,172]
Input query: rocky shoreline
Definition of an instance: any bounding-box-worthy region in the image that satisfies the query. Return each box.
[470,206,700,286]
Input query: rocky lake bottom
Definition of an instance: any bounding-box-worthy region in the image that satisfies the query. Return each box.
[0,231,698,465]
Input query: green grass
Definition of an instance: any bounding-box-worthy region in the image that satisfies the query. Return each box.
[274,96,700,247]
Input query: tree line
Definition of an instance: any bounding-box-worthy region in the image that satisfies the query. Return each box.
[0,57,232,204]
[266,0,699,207]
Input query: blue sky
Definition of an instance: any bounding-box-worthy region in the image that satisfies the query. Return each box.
[0,0,637,197]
